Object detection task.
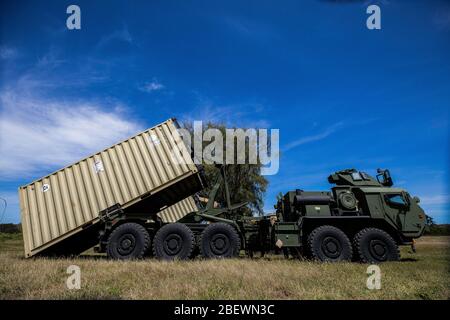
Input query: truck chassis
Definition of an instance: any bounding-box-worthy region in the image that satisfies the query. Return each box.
[96,166,426,263]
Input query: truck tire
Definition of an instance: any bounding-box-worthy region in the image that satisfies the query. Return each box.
[307,225,353,262]
[353,228,400,263]
[106,222,150,260]
[152,223,195,260]
[200,223,241,259]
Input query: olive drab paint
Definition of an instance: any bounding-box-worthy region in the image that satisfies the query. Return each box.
[274,169,427,254]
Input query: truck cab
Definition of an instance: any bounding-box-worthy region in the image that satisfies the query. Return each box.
[274,168,427,263]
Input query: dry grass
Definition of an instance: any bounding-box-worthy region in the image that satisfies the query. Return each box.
[0,234,449,300]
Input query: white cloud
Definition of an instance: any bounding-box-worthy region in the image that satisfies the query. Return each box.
[419,194,450,206]
[0,89,143,180]
[283,122,344,151]
[139,79,165,93]
[0,45,143,181]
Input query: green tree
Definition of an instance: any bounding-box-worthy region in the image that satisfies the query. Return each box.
[182,121,269,215]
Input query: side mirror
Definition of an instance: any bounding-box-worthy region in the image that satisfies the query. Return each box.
[376,169,394,187]
[413,196,420,204]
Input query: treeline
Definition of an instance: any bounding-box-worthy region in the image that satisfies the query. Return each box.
[424,224,450,236]
[0,224,22,234]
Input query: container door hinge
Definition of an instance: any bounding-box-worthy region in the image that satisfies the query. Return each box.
[99,203,124,222]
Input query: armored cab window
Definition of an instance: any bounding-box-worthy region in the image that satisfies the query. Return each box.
[385,194,407,206]
[360,172,371,180]
[351,172,362,181]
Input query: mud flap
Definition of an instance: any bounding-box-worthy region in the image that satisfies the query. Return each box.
[411,239,416,253]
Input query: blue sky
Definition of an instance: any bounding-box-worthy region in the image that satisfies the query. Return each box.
[0,0,449,223]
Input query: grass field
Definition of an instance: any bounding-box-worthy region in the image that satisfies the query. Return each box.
[0,234,449,300]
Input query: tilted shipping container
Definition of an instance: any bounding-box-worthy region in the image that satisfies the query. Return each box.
[19,118,204,257]
[158,196,198,223]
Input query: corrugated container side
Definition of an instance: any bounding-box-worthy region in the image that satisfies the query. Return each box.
[19,119,201,257]
[158,196,198,223]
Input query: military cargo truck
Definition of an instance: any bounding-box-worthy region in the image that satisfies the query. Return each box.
[146,166,426,263]
[19,118,426,263]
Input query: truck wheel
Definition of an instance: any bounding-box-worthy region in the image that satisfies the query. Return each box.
[152,223,195,260]
[200,223,241,259]
[353,228,400,263]
[307,225,353,262]
[106,223,150,260]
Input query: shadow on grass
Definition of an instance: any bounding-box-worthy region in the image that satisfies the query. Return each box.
[77,254,108,260]
[75,253,286,262]
[400,257,418,262]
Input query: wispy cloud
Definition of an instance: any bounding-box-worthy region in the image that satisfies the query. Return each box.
[434,8,450,30]
[0,46,18,60]
[6,47,110,93]
[420,194,450,206]
[222,16,279,42]
[269,171,331,192]
[96,26,133,49]
[139,79,165,93]
[180,96,271,128]
[36,47,66,68]
[283,122,345,151]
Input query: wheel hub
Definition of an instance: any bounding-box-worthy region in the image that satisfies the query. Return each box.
[168,239,178,250]
[210,234,230,255]
[369,239,387,261]
[118,234,136,255]
[163,234,182,255]
[122,239,132,248]
[321,236,342,259]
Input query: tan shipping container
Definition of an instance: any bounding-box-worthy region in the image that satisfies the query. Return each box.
[158,196,198,223]
[19,118,204,258]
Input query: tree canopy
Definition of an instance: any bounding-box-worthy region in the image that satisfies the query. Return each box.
[181,121,269,215]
